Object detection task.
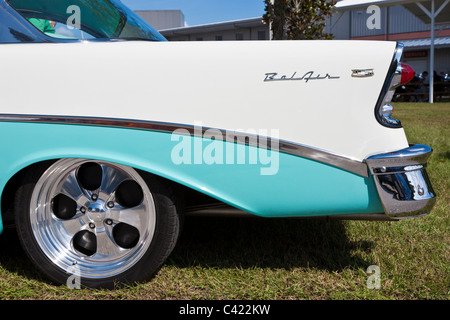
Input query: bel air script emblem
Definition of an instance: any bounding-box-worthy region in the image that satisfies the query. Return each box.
[264,71,340,83]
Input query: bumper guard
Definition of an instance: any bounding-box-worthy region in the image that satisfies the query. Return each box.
[366,144,436,219]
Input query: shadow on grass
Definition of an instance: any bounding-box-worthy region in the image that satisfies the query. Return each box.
[0,227,50,282]
[435,150,450,160]
[0,216,375,282]
[167,216,374,271]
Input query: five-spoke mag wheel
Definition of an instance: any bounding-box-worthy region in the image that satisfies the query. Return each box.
[14,159,181,288]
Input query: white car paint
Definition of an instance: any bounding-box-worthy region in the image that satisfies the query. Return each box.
[0,40,408,161]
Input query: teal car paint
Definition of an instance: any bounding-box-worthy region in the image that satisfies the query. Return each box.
[0,121,385,235]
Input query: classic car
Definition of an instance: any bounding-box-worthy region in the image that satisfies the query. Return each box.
[0,0,436,288]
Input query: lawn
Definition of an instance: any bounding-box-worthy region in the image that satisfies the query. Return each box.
[0,102,448,300]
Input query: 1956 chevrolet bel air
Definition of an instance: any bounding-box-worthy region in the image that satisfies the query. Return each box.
[0,0,436,288]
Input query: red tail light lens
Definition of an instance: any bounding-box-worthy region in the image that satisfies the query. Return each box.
[400,63,415,85]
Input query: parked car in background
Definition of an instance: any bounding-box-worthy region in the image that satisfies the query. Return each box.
[0,0,436,288]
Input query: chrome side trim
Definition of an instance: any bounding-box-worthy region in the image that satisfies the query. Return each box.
[185,203,255,217]
[365,144,436,219]
[185,203,394,221]
[0,114,369,177]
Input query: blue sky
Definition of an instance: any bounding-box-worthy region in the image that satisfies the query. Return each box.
[121,0,266,26]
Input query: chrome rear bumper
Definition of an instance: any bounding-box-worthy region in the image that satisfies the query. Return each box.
[366,144,436,219]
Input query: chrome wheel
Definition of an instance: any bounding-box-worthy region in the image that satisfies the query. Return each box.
[29,159,156,279]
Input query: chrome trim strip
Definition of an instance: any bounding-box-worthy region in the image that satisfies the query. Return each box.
[0,114,369,177]
[366,144,433,167]
[366,144,436,219]
[185,203,255,217]
[185,203,394,221]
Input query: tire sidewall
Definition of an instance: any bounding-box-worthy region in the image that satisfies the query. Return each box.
[14,161,180,289]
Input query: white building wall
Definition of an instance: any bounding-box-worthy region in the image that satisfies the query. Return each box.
[135,10,185,30]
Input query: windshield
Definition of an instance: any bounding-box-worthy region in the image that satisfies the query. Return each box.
[7,0,166,41]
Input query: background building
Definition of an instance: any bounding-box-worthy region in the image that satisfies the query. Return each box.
[135,1,450,75]
[135,10,186,30]
[329,1,450,77]
[158,17,269,41]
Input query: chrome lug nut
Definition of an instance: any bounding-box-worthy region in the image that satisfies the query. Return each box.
[89,222,95,229]
[107,201,114,208]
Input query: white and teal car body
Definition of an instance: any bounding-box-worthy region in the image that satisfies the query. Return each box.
[0,0,436,288]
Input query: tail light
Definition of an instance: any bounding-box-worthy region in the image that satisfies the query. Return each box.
[400,63,415,85]
[375,43,415,128]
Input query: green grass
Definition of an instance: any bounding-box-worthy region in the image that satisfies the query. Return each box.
[0,102,448,300]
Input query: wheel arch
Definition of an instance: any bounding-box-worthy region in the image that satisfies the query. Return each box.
[0,155,215,232]
[0,121,248,232]
[1,159,56,228]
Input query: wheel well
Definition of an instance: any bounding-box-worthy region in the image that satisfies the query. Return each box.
[1,160,56,227]
[1,159,221,227]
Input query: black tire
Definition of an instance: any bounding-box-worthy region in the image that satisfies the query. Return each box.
[14,159,181,288]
